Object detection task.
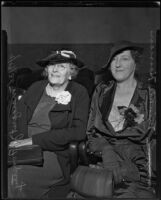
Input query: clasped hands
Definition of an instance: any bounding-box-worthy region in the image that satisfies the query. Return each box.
[87,133,109,154]
[87,134,124,184]
[9,138,32,148]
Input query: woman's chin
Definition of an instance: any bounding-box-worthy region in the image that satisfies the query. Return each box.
[49,79,61,85]
[113,75,129,82]
[49,82,61,86]
[114,77,125,82]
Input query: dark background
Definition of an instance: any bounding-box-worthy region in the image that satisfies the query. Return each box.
[2,7,160,75]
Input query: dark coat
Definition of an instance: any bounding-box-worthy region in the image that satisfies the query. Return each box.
[87,80,156,144]
[86,80,156,186]
[8,80,90,189]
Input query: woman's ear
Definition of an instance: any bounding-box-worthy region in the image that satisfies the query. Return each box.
[42,68,48,77]
[133,62,137,72]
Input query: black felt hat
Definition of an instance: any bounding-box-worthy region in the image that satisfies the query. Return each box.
[101,40,144,71]
[36,50,84,68]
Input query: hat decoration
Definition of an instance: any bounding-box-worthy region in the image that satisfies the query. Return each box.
[36,50,84,68]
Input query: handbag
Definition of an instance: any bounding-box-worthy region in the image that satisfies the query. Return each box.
[8,144,43,167]
[71,165,114,198]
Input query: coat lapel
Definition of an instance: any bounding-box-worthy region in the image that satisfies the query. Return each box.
[100,81,116,122]
[25,80,73,115]
[99,81,117,135]
[25,80,48,121]
[122,81,148,129]
[130,82,148,107]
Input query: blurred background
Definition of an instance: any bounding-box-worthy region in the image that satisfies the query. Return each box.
[2,6,160,90]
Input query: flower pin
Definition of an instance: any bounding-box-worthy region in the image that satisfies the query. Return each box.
[55,91,71,105]
[118,104,144,127]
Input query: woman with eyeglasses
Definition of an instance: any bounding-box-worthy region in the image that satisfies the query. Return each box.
[8,50,89,198]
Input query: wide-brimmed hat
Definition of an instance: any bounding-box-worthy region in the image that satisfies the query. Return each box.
[101,40,144,70]
[36,50,84,68]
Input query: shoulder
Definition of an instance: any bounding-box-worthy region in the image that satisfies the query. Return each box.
[28,80,47,90]
[23,80,47,97]
[137,81,156,97]
[94,80,115,94]
[68,81,90,106]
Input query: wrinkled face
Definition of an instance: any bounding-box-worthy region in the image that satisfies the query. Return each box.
[46,63,71,85]
[110,50,136,82]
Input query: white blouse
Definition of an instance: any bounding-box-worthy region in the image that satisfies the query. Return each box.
[108,104,125,132]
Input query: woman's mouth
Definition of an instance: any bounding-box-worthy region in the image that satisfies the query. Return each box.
[50,74,60,77]
[116,69,124,72]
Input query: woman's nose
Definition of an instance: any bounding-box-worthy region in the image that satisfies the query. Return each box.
[52,65,58,72]
[115,58,120,68]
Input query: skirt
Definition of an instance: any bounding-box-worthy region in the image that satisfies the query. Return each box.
[8,151,63,198]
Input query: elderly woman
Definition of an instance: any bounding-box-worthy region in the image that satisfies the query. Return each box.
[8,50,89,198]
[86,41,156,198]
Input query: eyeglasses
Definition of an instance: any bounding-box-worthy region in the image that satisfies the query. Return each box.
[47,64,68,71]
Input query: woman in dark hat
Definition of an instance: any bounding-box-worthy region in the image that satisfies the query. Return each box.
[86,41,156,198]
[8,50,89,198]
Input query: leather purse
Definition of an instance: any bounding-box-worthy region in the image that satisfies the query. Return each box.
[8,145,43,167]
[71,165,114,198]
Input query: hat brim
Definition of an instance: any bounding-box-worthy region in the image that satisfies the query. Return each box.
[36,56,84,68]
[102,45,143,70]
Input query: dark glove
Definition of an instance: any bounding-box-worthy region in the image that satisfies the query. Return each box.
[120,160,140,182]
[102,146,140,185]
[104,161,140,185]
[87,134,109,153]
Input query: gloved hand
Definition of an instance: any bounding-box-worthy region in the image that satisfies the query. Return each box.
[104,161,140,185]
[102,146,140,185]
[120,160,140,182]
[87,133,109,153]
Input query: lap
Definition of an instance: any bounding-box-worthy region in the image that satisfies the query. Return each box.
[8,151,63,198]
[113,181,156,198]
[68,181,156,199]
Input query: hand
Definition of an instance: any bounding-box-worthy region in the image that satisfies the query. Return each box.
[9,138,32,148]
[88,134,109,153]
[105,161,140,185]
[120,161,140,182]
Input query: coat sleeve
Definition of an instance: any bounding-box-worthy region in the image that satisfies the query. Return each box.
[86,84,101,136]
[32,87,90,151]
[8,81,47,143]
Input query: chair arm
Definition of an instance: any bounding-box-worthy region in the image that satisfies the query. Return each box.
[69,140,103,173]
[78,141,103,165]
[78,141,89,165]
[69,141,79,173]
